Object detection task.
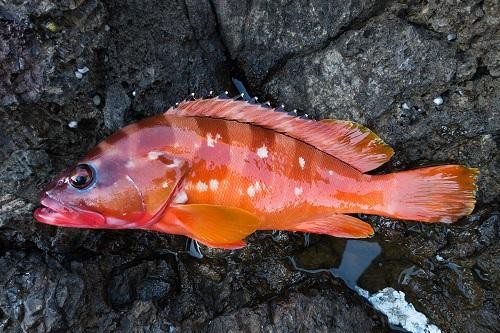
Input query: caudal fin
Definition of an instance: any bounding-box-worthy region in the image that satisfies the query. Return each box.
[382,165,478,223]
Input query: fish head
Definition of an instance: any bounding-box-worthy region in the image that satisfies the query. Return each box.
[34,116,191,230]
[34,141,189,230]
[34,154,147,229]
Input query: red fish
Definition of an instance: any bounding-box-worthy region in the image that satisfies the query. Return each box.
[34,97,478,249]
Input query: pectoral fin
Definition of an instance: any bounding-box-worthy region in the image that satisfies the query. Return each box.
[170,204,261,248]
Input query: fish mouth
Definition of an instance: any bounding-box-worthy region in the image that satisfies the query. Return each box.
[34,196,106,228]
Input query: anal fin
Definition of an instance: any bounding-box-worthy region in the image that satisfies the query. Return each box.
[289,214,374,238]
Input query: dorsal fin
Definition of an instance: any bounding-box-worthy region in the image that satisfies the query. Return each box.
[166,98,394,172]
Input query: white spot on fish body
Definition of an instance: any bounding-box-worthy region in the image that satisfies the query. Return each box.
[148,151,163,160]
[106,217,127,226]
[165,159,182,168]
[256,145,268,158]
[329,170,333,176]
[209,179,219,191]
[294,187,303,196]
[206,133,222,147]
[298,157,305,169]
[161,181,169,188]
[254,181,261,192]
[173,190,188,204]
[247,185,256,197]
[125,160,135,169]
[195,181,208,192]
[440,216,452,223]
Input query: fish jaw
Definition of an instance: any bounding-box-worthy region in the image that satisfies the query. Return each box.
[34,196,106,228]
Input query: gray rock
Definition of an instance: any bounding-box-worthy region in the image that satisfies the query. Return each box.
[0,1,107,107]
[213,0,381,86]
[103,83,130,131]
[204,283,386,333]
[0,251,85,332]
[264,14,463,122]
[104,0,229,119]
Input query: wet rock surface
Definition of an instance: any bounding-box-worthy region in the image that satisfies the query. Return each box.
[0,0,498,332]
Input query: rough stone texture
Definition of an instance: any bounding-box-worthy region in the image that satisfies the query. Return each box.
[213,0,382,86]
[0,0,499,332]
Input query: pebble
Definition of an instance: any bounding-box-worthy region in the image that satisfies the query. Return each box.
[77,66,90,74]
[433,96,443,105]
[92,94,102,106]
[75,71,83,79]
[68,121,78,128]
[447,33,457,42]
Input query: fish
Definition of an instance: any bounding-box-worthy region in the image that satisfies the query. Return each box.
[34,97,479,249]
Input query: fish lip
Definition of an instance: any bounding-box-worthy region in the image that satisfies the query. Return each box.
[34,194,106,228]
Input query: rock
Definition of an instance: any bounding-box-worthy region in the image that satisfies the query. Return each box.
[0,1,107,106]
[104,0,229,119]
[108,259,177,308]
[213,0,382,86]
[0,251,85,332]
[406,0,500,77]
[103,83,130,131]
[203,281,386,333]
[264,14,462,122]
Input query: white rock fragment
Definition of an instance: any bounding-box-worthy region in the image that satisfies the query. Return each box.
[356,287,442,333]
[104,24,111,31]
[435,255,444,262]
[92,94,101,106]
[77,66,90,74]
[433,96,443,105]
[75,71,83,79]
[447,32,456,41]
[402,102,410,110]
[68,120,78,128]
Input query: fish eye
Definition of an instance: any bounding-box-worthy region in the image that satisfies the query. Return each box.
[69,164,94,189]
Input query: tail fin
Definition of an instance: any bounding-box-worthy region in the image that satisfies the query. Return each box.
[382,165,478,223]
